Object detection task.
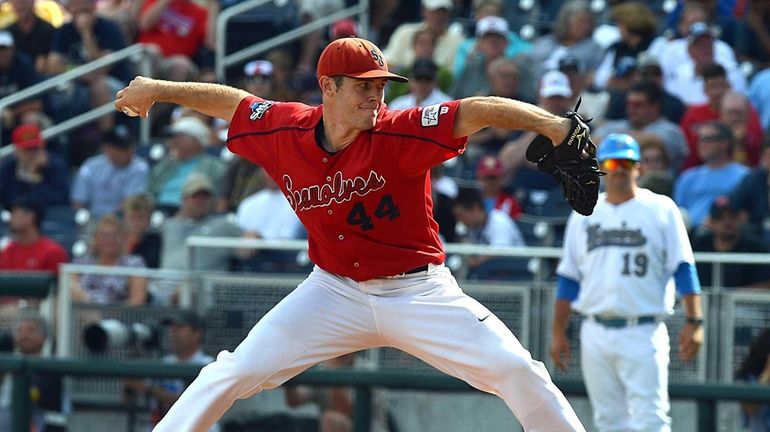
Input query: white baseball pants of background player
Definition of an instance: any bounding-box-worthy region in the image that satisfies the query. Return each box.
[154,264,585,432]
[580,319,671,432]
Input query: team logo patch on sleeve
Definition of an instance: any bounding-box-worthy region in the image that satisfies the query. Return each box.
[420,104,449,127]
[249,101,274,120]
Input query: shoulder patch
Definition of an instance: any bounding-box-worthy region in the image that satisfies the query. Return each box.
[420,103,449,127]
[249,101,274,120]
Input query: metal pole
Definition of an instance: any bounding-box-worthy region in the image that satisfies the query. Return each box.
[11,371,31,432]
[353,385,372,432]
[696,399,716,432]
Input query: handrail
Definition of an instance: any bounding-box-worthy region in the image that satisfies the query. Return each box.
[215,0,370,82]
[2,356,770,432]
[0,43,153,148]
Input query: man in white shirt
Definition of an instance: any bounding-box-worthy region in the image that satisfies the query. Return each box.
[387,58,452,110]
[659,22,747,106]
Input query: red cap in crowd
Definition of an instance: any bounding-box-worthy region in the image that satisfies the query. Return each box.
[316,37,407,82]
[11,124,45,149]
[476,155,504,178]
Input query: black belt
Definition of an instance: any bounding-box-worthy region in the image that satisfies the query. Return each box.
[404,264,430,275]
[591,315,658,328]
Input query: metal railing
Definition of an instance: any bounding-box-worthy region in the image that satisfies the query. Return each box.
[0,44,153,150]
[215,0,370,82]
[2,356,770,432]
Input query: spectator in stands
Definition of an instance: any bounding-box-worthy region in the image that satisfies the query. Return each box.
[388,58,451,110]
[294,0,345,75]
[742,1,770,70]
[0,30,45,142]
[240,60,277,101]
[0,196,68,307]
[749,68,770,132]
[636,133,674,197]
[124,310,220,432]
[674,121,749,229]
[526,0,604,80]
[597,80,689,174]
[71,214,147,305]
[0,0,68,28]
[149,116,226,214]
[385,28,453,103]
[71,126,150,219]
[680,64,763,169]
[476,154,520,220]
[215,156,265,214]
[735,328,770,432]
[235,172,303,270]
[123,194,161,268]
[593,2,658,91]
[452,0,530,80]
[160,173,240,271]
[382,0,464,71]
[450,15,509,99]
[452,187,525,277]
[720,91,764,167]
[497,71,569,200]
[47,0,128,132]
[0,124,69,210]
[136,0,214,81]
[659,21,746,107]
[0,312,68,432]
[284,353,391,432]
[692,196,770,288]
[559,55,608,124]
[730,144,770,238]
[4,0,55,74]
[236,172,302,242]
[96,0,143,43]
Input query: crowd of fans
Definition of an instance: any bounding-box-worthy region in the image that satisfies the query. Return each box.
[0,0,770,430]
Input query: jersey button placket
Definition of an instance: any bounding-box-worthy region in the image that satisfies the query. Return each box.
[353,262,360,268]
[322,157,328,163]
[338,234,344,240]
[327,209,333,215]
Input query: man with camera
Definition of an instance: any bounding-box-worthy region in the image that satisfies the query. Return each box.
[124,311,219,432]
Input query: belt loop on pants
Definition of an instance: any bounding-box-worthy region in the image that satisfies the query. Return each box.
[383,264,431,279]
[589,315,659,328]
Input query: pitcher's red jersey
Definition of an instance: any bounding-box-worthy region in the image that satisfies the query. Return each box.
[227,96,467,281]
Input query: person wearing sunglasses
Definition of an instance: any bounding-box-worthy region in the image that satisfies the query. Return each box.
[551,133,704,432]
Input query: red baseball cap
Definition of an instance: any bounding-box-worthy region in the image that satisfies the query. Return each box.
[476,155,504,177]
[11,124,45,149]
[317,37,407,82]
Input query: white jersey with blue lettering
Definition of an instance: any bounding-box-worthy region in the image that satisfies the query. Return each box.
[557,188,694,317]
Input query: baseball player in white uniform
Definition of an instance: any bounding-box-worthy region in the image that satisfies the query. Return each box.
[550,134,705,432]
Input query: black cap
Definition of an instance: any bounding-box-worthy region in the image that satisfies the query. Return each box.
[412,58,438,80]
[162,310,204,331]
[558,55,582,74]
[102,125,132,149]
[710,196,737,218]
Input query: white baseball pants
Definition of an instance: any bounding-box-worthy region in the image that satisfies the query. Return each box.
[154,264,585,432]
[580,319,671,432]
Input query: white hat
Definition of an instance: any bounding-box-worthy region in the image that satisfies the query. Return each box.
[539,70,572,98]
[0,31,14,47]
[182,173,215,197]
[243,60,274,77]
[167,116,210,146]
[476,16,509,37]
[422,0,453,11]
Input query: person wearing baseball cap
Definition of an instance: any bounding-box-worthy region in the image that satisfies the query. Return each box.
[0,123,69,210]
[381,0,465,71]
[115,35,590,432]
